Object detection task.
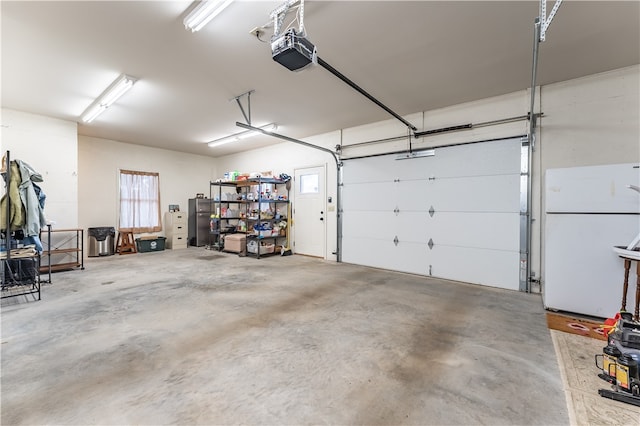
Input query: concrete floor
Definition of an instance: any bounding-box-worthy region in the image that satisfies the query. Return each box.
[1,248,568,425]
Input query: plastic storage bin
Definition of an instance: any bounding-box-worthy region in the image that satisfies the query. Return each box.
[88,227,116,257]
[247,240,275,254]
[135,236,166,252]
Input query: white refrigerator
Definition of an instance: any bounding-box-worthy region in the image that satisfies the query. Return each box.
[544,163,640,318]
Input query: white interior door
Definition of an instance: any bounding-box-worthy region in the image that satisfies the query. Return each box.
[294,166,326,257]
[342,137,522,290]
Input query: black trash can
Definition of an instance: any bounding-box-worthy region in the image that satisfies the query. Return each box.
[88,227,116,257]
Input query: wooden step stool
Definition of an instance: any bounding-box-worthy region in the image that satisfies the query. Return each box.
[116,230,137,255]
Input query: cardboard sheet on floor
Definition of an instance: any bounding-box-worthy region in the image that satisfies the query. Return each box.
[546,311,607,341]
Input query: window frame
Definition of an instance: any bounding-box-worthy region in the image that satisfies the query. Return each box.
[118,169,162,233]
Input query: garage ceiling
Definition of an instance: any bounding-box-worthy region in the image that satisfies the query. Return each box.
[1,1,638,157]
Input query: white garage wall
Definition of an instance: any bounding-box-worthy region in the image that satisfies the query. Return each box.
[77,136,218,244]
[539,65,640,288]
[540,65,639,170]
[1,108,78,229]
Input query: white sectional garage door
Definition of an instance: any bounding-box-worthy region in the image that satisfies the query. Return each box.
[342,137,524,290]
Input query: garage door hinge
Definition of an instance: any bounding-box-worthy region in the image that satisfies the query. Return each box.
[429,206,435,217]
[393,236,399,246]
[393,207,400,215]
[428,238,434,250]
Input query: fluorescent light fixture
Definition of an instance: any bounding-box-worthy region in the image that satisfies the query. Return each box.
[81,74,138,123]
[184,0,234,32]
[208,123,277,148]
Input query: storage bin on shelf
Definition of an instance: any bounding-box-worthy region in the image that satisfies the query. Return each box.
[253,223,273,238]
[135,236,166,252]
[247,240,275,255]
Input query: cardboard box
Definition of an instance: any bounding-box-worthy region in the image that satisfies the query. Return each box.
[224,234,246,253]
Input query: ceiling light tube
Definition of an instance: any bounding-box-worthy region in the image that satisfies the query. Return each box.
[81,104,107,124]
[81,74,138,123]
[184,0,235,32]
[208,123,277,148]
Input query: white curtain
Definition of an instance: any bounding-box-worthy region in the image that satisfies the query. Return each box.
[119,170,161,233]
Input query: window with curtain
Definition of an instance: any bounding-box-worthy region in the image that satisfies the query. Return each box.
[119,170,161,233]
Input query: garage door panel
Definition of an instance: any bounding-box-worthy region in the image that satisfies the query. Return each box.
[430,246,520,291]
[343,237,430,276]
[396,179,429,211]
[342,237,398,270]
[342,157,404,183]
[343,181,395,211]
[344,211,429,244]
[342,136,523,290]
[341,159,385,183]
[427,138,522,177]
[429,174,520,212]
[392,242,430,275]
[343,211,395,240]
[397,212,429,243]
[371,241,430,275]
[429,212,519,251]
[345,139,520,180]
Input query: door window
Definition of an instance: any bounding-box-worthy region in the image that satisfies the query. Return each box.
[300,173,319,194]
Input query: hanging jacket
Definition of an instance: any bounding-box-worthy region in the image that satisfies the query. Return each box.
[0,161,26,231]
[15,159,46,237]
